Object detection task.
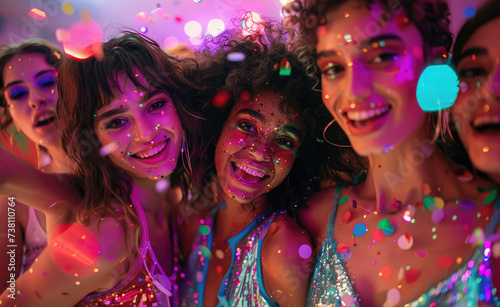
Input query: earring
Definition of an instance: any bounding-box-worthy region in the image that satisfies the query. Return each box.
[322,119,352,148]
[181,132,192,176]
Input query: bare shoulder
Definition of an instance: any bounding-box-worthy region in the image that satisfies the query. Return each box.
[261,213,314,306]
[298,186,338,250]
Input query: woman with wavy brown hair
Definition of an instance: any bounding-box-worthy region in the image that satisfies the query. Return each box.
[0,32,204,306]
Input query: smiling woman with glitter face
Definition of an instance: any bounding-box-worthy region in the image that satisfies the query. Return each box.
[176,23,330,306]
[285,0,499,305]
[0,32,204,306]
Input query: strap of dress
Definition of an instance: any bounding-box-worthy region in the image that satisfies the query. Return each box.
[130,191,173,301]
[326,187,343,238]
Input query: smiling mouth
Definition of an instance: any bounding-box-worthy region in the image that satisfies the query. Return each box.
[472,115,500,133]
[344,105,391,127]
[231,161,269,184]
[132,140,168,159]
[34,115,56,127]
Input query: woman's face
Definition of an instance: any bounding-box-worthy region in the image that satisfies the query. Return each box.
[2,52,59,147]
[215,89,305,203]
[315,1,428,156]
[95,73,183,180]
[452,17,500,181]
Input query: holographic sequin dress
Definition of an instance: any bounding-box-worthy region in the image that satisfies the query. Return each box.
[76,192,175,307]
[307,189,500,307]
[179,209,279,307]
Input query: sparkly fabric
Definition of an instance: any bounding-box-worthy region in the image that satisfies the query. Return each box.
[179,209,279,307]
[76,192,173,307]
[22,207,47,273]
[307,189,360,307]
[307,189,500,307]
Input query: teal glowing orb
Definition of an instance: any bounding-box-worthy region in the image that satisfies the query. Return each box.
[416,64,459,112]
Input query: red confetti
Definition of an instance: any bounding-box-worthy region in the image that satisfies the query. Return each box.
[340,210,351,224]
[239,91,250,103]
[336,242,348,253]
[480,205,494,218]
[34,291,42,299]
[405,268,420,283]
[405,233,411,243]
[379,265,393,280]
[349,236,355,247]
[211,90,231,108]
[372,228,385,242]
[436,254,454,270]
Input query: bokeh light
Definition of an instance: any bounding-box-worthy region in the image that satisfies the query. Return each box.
[28,8,46,21]
[189,36,203,46]
[164,36,179,49]
[134,12,149,23]
[62,19,103,61]
[206,18,225,37]
[61,2,75,15]
[241,12,264,36]
[184,20,202,37]
[416,64,459,111]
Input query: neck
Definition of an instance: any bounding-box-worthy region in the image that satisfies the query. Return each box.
[40,145,68,173]
[132,177,168,211]
[360,126,454,212]
[213,192,269,243]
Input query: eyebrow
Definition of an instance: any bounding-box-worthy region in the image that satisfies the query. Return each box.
[316,34,403,60]
[95,106,128,123]
[283,124,303,141]
[4,69,56,90]
[235,108,266,123]
[95,89,168,123]
[457,47,488,63]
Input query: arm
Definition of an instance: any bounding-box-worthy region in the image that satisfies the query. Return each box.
[0,146,75,214]
[261,214,315,307]
[0,198,24,293]
[0,215,129,306]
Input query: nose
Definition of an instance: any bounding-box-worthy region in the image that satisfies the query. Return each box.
[345,60,373,104]
[29,88,49,110]
[249,135,271,162]
[133,115,156,142]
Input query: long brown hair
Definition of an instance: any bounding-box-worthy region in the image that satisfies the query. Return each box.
[57,31,204,259]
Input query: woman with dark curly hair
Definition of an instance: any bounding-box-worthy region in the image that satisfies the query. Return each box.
[285,0,496,306]
[0,39,70,293]
[176,23,335,306]
[0,32,204,306]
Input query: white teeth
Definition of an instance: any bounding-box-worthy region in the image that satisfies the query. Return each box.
[35,113,54,125]
[235,163,265,178]
[473,115,500,127]
[347,106,389,121]
[136,141,167,159]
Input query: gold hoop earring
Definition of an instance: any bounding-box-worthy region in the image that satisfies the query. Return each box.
[322,119,352,148]
[181,132,192,176]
